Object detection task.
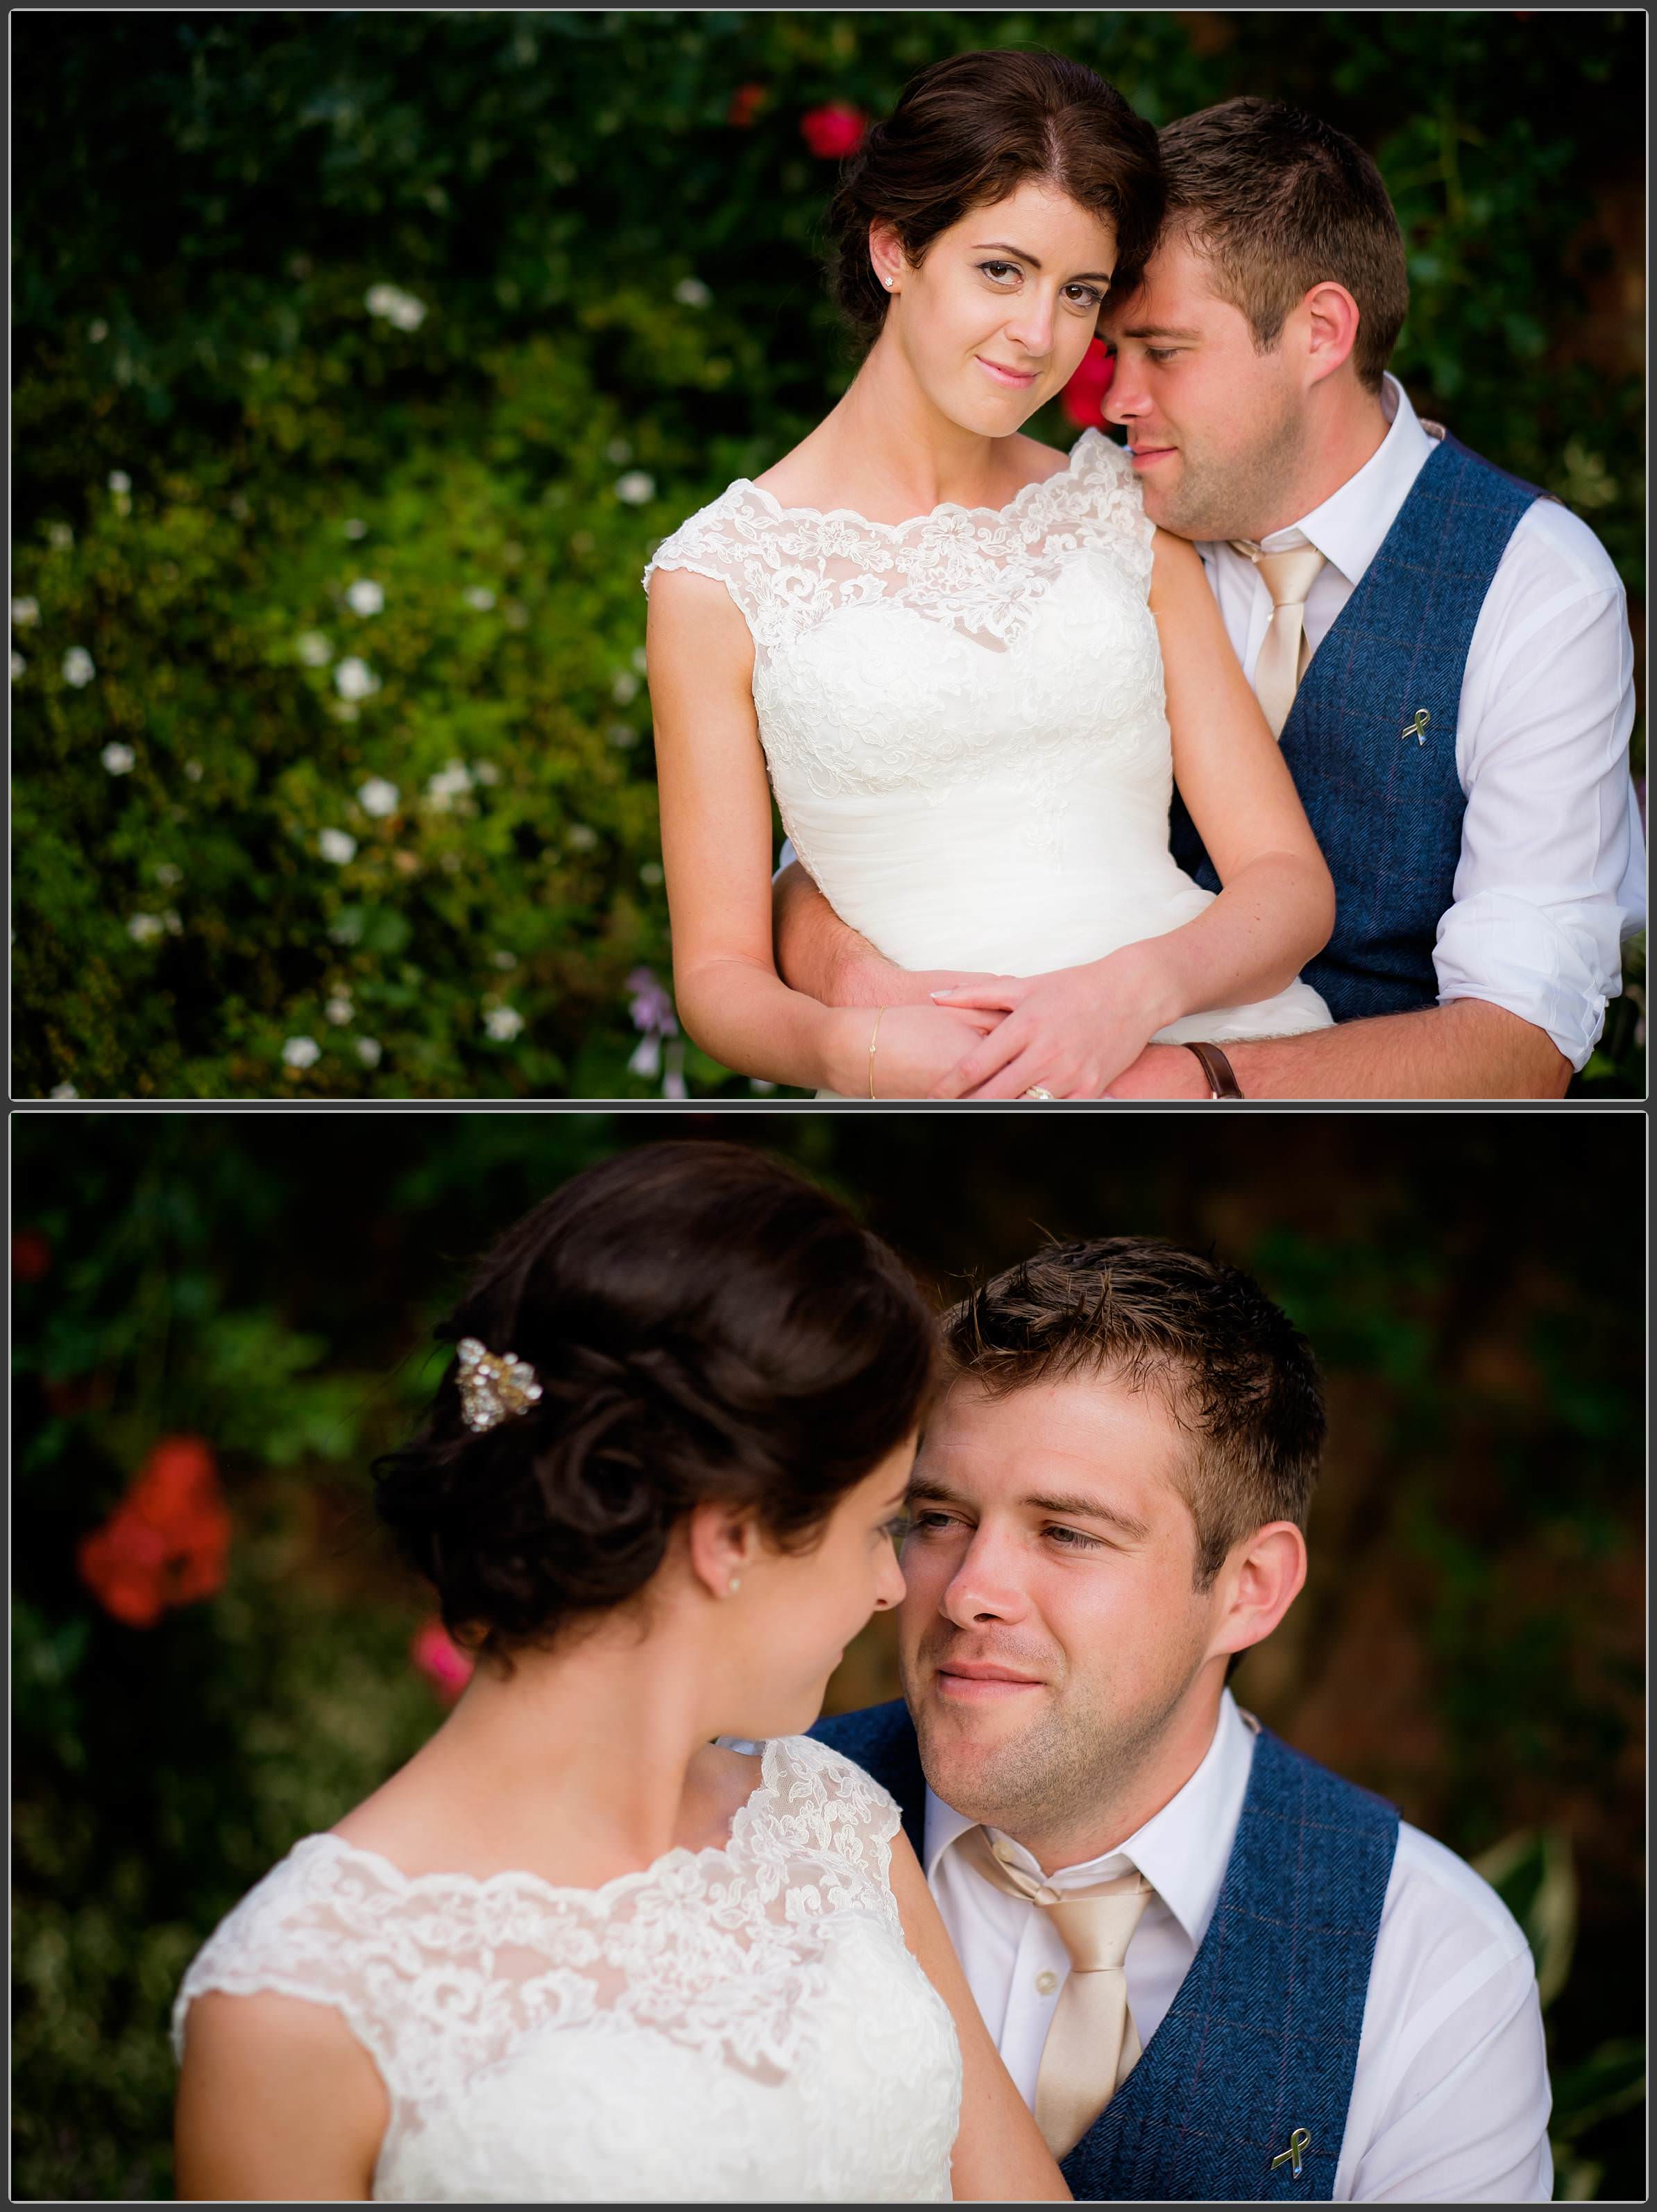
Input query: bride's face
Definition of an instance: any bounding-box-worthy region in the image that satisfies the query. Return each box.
[713,1437,915,1739]
[871,180,1117,439]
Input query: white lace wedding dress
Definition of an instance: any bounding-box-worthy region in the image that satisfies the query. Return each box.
[171,1735,960,2202]
[644,428,1330,1078]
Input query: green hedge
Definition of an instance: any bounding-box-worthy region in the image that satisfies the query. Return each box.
[12,13,1645,1096]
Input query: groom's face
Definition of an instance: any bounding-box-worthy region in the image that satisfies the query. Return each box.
[897,1370,1224,1847]
[1101,232,1308,543]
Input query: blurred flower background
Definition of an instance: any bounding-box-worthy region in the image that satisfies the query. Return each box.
[10,12,1645,1100]
[11,1109,1645,2197]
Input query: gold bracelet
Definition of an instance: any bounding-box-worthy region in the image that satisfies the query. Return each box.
[867,1006,886,1099]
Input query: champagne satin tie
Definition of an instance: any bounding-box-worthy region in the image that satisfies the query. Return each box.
[958,1825,1153,2159]
[1231,536,1327,738]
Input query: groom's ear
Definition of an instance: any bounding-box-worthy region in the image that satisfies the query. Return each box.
[1206,1520,1307,1667]
[1298,279,1363,387]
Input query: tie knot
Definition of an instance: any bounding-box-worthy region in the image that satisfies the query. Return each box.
[1233,538,1326,611]
[1044,1878,1153,1974]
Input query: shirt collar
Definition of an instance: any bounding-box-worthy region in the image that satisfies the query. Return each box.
[1257,373,1436,586]
[924,1688,1257,1949]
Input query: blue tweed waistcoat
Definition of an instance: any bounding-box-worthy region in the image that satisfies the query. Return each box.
[1168,434,1544,1023]
[810,1699,1400,2202]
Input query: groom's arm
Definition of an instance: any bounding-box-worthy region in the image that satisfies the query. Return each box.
[772,860,1001,1007]
[1108,998,1572,1099]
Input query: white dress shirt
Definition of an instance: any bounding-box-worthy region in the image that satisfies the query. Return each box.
[1197,376,1644,1071]
[926,1691,1554,2202]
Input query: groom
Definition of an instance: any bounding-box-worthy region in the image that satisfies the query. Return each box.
[812,1237,1552,2201]
[775,98,1644,1098]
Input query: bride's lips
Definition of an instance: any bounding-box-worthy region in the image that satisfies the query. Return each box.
[934,1660,1044,1702]
[976,356,1039,390]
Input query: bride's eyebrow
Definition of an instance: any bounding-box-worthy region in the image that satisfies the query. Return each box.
[970,240,1114,284]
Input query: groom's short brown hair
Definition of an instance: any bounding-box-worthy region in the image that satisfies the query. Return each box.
[940,1236,1325,1590]
[1155,97,1409,393]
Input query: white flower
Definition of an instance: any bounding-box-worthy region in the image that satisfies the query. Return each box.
[334,656,380,701]
[46,522,74,551]
[108,470,131,495]
[318,828,357,864]
[325,994,354,1026]
[62,647,96,688]
[662,1041,688,1102]
[163,909,182,936]
[87,320,108,343]
[355,1036,382,1068]
[282,1035,321,1070]
[357,776,399,817]
[627,1032,662,1080]
[611,670,640,704]
[10,652,24,682]
[473,759,500,785]
[364,282,427,332]
[614,470,656,507]
[296,630,332,665]
[343,517,368,540]
[749,1078,777,1095]
[184,759,204,781]
[101,742,135,775]
[127,912,164,944]
[566,823,599,853]
[631,645,647,673]
[605,436,633,465]
[155,862,182,887]
[12,598,40,628]
[51,1082,80,1100]
[639,860,665,887]
[484,1005,524,1041]
[463,584,495,611]
[491,948,518,969]
[425,758,473,809]
[673,276,712,308]
[345,578,384,616]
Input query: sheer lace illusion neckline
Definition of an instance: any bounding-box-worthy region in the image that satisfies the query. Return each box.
[737,426,1108,536]
[308,1735,778,1914]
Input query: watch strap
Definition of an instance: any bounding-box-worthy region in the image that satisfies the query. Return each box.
[1182,1040,1245,1100]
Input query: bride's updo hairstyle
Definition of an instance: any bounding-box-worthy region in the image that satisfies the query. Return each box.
[373,1141,935,1653]
[826,48,1163,351]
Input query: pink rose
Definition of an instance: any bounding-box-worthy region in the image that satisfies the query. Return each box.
[1061,340,1116,431]
[801,103,867,160]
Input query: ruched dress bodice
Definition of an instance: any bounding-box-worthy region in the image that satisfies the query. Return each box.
[644,429,1329,1046]
[172,1736,960,2203]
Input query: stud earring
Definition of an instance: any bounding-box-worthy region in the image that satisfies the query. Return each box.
[727,1576,742,1597]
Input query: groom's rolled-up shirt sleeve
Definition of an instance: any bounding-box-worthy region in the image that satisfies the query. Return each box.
[1433,506,1644,1070]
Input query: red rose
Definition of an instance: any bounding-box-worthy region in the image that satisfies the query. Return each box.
[411,1617,475,1704]
[77,1433,231,1627]
[726,83,767,128]
[801,103,867,160]
[1061,339,1116,431]
[12,1230,51,1282]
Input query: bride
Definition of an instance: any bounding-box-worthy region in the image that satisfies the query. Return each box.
[171,1141,1067,2203]
[644,50,1334,1099]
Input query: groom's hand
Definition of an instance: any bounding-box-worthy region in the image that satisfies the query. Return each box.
[772,861,1003,1009]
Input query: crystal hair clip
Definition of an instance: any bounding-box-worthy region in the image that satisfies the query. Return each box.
[454,1336,544,1433]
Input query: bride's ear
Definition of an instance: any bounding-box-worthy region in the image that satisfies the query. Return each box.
[868,221,908,297]
[686,1501,760,1602]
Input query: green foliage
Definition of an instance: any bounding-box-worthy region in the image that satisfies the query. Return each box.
[10,12,1645,1096]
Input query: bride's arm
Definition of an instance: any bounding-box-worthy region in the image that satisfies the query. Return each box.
[647,568,997,1096]
[175,1989,384,2199]
[928,529,1334,1099]
[887,1828,1071,2202]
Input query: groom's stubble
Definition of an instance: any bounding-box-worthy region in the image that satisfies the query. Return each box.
[1148,384,1311,547]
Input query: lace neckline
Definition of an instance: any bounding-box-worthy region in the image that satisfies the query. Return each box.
[736,427,1108,536]
[300,1735,781,1914]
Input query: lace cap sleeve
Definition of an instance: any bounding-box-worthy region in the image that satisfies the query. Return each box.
[170,1839,405,2091]
[756,1735,904,1898]
[1069,427,1157,593]
[640,486,770,624]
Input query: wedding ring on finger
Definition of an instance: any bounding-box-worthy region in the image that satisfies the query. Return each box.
[1020,1084,1059,1102]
